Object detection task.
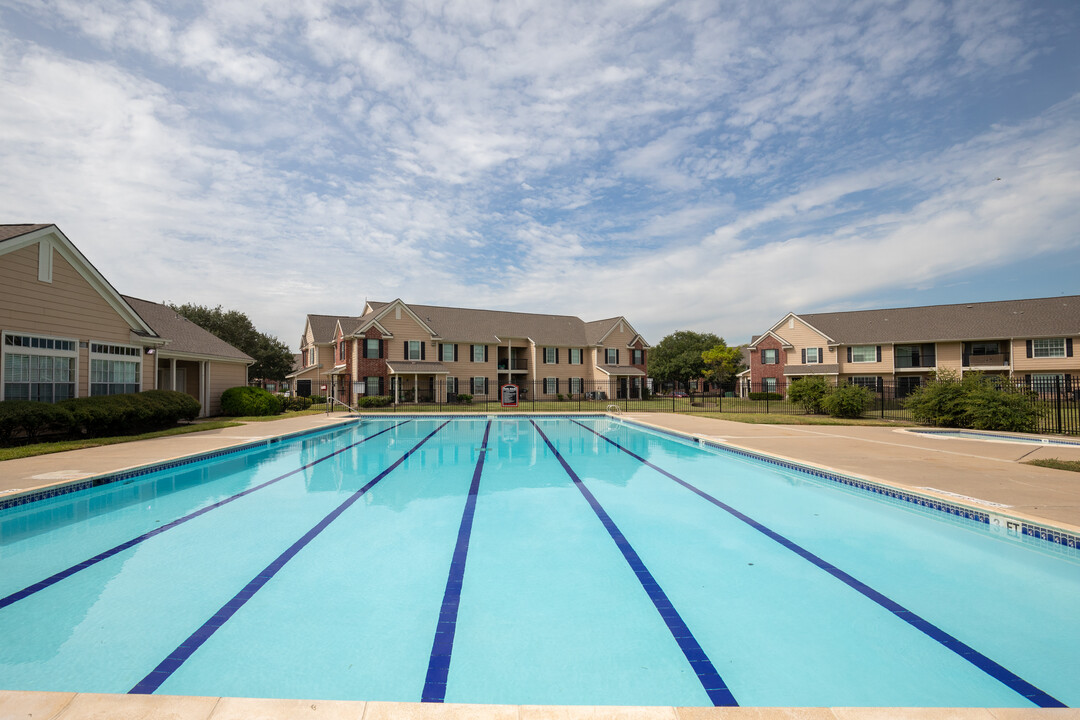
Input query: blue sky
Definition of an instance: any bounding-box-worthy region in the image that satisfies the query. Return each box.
[2,0,1078,350]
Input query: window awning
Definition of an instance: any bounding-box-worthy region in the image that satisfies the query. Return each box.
[595,365,646,377]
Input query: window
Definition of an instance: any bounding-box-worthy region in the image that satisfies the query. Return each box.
[2,333,77,402]
[569,377,582,394]
[761,348,778,365]
[971,342,1000,356]
[1031,373,1065,387]
[365,376,381,396]
[605,348,618,364]
[896,376,921,398]
[406,341,422,360]
[446,377,457,396]
[631,349,644,365]
[544,377,558,394]
[544,347,557,364]
[441,343,455,362]
[338,341,346,362]
[762,377,777,393]
[1033,338,1066,358]
[352,382,364,396]
[804,347,820,364]
[472,345,486,363]
[90,342,141,396]
[472,377,487,395]
[851,376,880,390]
[364,339,381,359]
[850,345,877,363]
[569,348,582,365]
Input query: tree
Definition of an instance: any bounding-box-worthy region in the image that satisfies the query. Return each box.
[648,331,722,389]
[701,343,745,387]
[170,303,294,383]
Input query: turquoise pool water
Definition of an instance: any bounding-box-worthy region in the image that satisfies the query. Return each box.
[0,416,1076,707]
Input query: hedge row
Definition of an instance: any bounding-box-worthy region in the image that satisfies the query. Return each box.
[220,386,284,416]
[0,390,201,444]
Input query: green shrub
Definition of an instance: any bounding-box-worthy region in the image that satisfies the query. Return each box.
[905,371,1040,432]
[748,392,783,401]
[357,395,392,408]
[821,383,874,418]
[0,400,74,443]
[281,396,313,411]
[220,386,284,416]
[456,393,473,405]
[309,394,326,404]
[787,377,830,414]
[62,390,200,436]
[556,393,566,402]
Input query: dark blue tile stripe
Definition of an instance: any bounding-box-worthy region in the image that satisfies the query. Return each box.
[0,421,366,512]
[530,420,738,707]
[129,420,451,695]
[571,420,1066,709]
[0,421,411,612]
[421,420,492,703]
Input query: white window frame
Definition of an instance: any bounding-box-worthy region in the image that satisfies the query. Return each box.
[544,377,557,394]
[2,332,79,402]
[364,338,380,359]
[446,377,457,396]
[365,376,381,396]
[544,347,557,364]
[1033,338,1066,358]
[472,345,485,363]
[441,343,454,362]
[407,341,422,360]
[89,341,142,396]
[569,348,582,365]
[354,381,365,396]
[569,377,582,394]
[472,376,486,395]
[851,345,876,363]
[605,348,617,364]
[805,347,820,364]
[761,348,779,365]
[1031,373,1065,387]
[762,377,777,392]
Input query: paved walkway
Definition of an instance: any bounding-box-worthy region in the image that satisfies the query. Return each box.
[2,413,1080,720]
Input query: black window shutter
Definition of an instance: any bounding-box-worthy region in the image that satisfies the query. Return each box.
[454,344,459,362]
[484,377,489,394]
[1065,374,1072,392]
[616,349,620,364]
[403,341,408,359]
[1026,340,1033,358]
[556,378,560,393]
[801,349,806,364]
[1067,338,1074,357]
[877,377,883,392]
[818,348,823,362]
[378,377,384,395]
[556,348,560,364]
[484,345,489,362]
[847,347,852,363]
[876,346,881,362]
[543,349,548,364]
[1024,374,1031,387]
[761,349,766,364]
[421,342,426,360]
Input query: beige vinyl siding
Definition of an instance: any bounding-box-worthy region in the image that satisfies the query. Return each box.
[778,318,834,364]
[377,311,433,360]
[936,342,963,373]
[207,361,248,415]
[600,321,638,353]
[535,347,588,396]
[839,344,892,374]
[1,243,151,397]
[1012,337,1079,372]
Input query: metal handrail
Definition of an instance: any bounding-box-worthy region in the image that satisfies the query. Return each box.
[327,397,359,414]
[607,403,621,415]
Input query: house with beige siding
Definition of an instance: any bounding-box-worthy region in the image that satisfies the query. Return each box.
[745,296,1080,397]
[304,299,650,405]
[1,224,251,416]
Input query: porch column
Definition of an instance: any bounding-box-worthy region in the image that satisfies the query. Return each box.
[414,373,418,403]
[200,361,208,417]
[170,358,177,390]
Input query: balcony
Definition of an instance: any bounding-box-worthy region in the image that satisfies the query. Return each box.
[966,354,1008,368]
[497,358,528,371]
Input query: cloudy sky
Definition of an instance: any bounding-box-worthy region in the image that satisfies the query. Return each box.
[2,0,1078,349]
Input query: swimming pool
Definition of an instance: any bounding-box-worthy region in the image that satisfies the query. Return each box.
[0,416,1077,707]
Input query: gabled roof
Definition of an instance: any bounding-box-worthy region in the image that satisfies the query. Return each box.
[796,296,1080,344]
[1,223,157,337]
[361,301,595,346]
[123,297,253,362]
[747,330,794,349]
[306,314,363,344]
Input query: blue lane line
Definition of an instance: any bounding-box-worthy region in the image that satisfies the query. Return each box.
[129,420,450,695]
[570,419,1066,709]
[421,419,492,703]
[0,421,411,612]
[531,420,738,707]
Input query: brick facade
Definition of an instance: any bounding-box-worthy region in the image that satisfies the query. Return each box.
[750,335,786,387]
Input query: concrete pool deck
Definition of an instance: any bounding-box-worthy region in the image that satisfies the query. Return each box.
[2,412,1079,719]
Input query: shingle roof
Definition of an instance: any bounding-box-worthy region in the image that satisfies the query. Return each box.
[584,318,621,345]
[123,296,253,362]
[363,302,595,346]
[307,314,363,344]
[0,224,53,243]
[797,296,1080,344]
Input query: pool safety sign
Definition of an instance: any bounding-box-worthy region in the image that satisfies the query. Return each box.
[500,384,519,407]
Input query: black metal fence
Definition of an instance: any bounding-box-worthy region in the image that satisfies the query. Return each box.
[326,376,1080,436]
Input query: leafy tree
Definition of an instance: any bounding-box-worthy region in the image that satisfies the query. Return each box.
[648,331,722,389]
[701,343,745,387]
[170,303,294,382]
[904,370,1039,432]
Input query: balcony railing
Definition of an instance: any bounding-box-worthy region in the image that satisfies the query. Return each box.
[894,356,935,369]
[966,354,1008,367]
[497,358,528,371]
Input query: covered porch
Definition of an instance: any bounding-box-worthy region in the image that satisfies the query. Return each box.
[386,361,449,403]
[595,365,648,399]
[155,355,211,417]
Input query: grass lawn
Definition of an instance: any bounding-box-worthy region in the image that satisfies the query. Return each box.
[1023,458,1080,473]
[0,420,243,462]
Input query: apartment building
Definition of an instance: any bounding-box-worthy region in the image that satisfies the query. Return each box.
[292,299,650,404]
[745,296,1079,396]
